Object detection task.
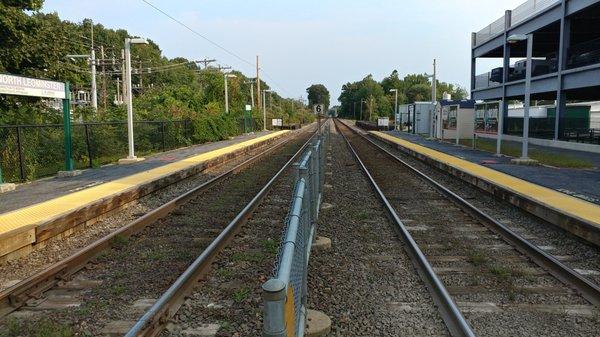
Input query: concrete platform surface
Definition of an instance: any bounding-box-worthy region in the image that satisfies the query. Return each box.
[384,130,600,205]
[370,131,600,244]
[0,131,274,214]
[0,131,288,238]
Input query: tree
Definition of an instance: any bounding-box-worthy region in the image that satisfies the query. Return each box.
[306,84,330,111]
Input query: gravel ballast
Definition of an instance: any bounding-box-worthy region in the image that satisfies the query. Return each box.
[0,134,295,293]
[0,130,312,336]
[307,125,450,336]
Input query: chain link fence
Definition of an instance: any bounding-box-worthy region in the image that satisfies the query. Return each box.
[262,121,330,337]
[0,118,262,183]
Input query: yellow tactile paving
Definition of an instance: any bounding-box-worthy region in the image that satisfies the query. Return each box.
[371,131,600,227]
[0,131,289,237]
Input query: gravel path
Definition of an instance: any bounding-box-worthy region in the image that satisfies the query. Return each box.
[307,125,449,336]
[0,131,312,336]
[339,121,600,336]
[0,133,294,293]
[370,132,600,286]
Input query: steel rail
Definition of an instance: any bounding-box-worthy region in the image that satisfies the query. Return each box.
[125,124,325,336]
[334,119,476,337]
[0,129,307,318]
[352,122,600,307]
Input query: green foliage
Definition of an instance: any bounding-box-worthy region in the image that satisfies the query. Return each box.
[0,3,314,183]
[306,84,330,111]
[339,70,468,120]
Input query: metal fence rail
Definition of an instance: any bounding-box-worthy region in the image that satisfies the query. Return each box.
[0,118,262,183]
[262,121,329,337]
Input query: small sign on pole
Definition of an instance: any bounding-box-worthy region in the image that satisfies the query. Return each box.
[271,119,283,127]
[313,104,324,115]
[378,117,389,129]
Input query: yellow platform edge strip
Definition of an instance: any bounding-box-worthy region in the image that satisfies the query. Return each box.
[0,131,289,236]
[370,131,600,226]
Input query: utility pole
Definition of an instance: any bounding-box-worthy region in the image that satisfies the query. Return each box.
[101,45,107,111]
[197,58,216,68]
[138,59,143,92]
[90,21,97,110]
[246,80,255,108]
[256,55,261,114]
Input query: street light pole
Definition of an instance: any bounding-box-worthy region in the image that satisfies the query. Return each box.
[224,74,236,113]
[120,37,148,164]
[522,34,533,160]
[360,99,365,121]
[507,33,534,162]
[390,89,398,130]
[91,49,97,110]
[262,89,273,131]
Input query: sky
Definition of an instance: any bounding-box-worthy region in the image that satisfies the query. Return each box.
[43,0,525,102]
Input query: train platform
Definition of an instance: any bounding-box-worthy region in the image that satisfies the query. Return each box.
[361,127,600,246]
[0,130,289,260]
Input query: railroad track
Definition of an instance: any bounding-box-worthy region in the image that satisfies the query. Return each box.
[0,125,318,336]
[335,119,600,337]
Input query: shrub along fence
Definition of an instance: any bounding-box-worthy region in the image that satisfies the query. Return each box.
[0,117,262,183]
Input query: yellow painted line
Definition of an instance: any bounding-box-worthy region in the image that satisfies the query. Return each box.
[370,131,600,227]
[0,131,289,236]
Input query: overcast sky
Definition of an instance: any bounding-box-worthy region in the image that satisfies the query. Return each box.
[43,0,525,102]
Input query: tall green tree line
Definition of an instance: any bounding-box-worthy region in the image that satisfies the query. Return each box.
[338,70,467,121]
[0,0,314,129]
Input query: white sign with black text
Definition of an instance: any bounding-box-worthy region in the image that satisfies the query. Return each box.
[0,74,66,99]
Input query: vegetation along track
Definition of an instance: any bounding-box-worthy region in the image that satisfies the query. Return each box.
[0,126,315,336]
[336,119,600,337]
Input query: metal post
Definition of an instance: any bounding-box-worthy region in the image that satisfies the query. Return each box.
[394,91,398,130]
[16,126,25,181]
[522,34,533,159]
[496,102,505,155]
[161,121,166,151]
[250,82,255,108]
[63,82,74,172]
[456,107,461,146]
[91,49,98,110]
[263,90,267,131]
[84,124,93,168]
[262,279,287,337]
[224,74,230,114]
[125,39,136,160]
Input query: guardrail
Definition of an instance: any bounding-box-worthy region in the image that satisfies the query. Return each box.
[262,120,330,337]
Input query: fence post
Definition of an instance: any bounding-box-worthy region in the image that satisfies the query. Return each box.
[84,124,93,168]
[16,126,25,181]
[63,82,74,172]
[262,279,287,337]
[310,143,319,219]
[161,121,166,152]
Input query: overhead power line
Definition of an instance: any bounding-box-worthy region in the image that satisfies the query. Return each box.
[141,0,253,68]
[140,0,293,97]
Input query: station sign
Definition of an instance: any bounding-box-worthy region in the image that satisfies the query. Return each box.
[272,118,283,127]
[378,117,389,127]
[0,74,66,99]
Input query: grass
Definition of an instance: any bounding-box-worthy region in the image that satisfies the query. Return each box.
[110,234,129,249]
[468,250,488,267]
[353,210,370,221]
[0,319,73,337]
[457,138,594,168]
[232,287,251,303]
[231,251,265,263]
[488,264,513,280]
[110,284,127,296]
[261,239,279,255]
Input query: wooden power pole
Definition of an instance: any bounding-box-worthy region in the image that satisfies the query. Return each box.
[256,55,261,110]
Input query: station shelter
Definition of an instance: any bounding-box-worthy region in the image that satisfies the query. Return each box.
[437,100,476,141]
